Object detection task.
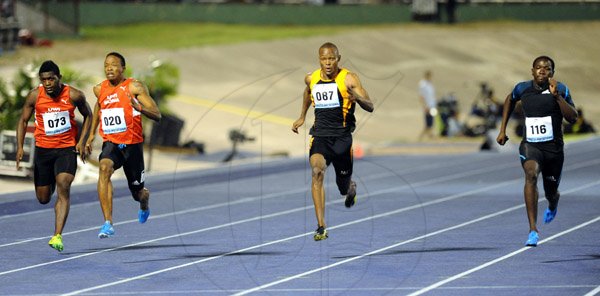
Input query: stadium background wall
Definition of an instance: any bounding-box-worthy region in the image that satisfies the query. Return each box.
[20,2,600,30]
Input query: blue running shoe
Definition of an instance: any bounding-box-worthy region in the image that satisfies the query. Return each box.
[138,209,150,224]
[525,230,539,247]
[98,221,114,239]
[544,208,557,224]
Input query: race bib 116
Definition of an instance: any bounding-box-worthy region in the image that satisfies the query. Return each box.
[525,116,553,142]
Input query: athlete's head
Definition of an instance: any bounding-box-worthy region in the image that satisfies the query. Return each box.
[318,42,341,78]
[104,52,126,84]
[531,55,555,86]
[38,60,62,97]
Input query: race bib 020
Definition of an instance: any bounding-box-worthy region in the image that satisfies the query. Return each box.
[101,108,127,134]
[525,116,554,142]
[312,83,340,109]
[42,111,71,136]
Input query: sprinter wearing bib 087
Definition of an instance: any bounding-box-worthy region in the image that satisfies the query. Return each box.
[292,42,374,241]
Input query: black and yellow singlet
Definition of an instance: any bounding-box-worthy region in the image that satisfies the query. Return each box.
[309,68,356,137]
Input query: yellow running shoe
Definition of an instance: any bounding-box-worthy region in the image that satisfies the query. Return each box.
[48,234,63,252]
[313,226,328,241]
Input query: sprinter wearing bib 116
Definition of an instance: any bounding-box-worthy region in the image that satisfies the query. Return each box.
[496,56,578,247]
[16,60,92,252]
[292,42,374,241]
[85,52,161,239]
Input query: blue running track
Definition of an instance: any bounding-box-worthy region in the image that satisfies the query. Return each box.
[1,137,599,296]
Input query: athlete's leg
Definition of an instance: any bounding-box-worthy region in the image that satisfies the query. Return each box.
[98,158,115,223]
[136,188,149,210]
[542,151,563,210]
[541,151,563,223]
[122,144,149,223]
[54,172,74,235]
[33,148,55,205]
[331,135,353,196]
[310,153,327,228]
[522,159,541,232]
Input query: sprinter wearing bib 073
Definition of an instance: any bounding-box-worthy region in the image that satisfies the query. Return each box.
[292,42,374,241]
[496,56,577,247]
[85,52,161,239]
[16,60,92,252]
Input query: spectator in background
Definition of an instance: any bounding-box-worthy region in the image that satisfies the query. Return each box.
[446,0,457,24]
[418,70,437,140]
[564,108,595,134]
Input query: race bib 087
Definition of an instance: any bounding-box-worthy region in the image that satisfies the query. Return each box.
[312,83,340,109]
[525,116,553,142]
[101,108,127,134]
[42,111,71,136]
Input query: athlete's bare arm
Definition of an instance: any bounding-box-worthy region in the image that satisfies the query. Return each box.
[129,80,161,122]
[549,77,578,124]
[85,85,102,155]
[15,89,38,169]
[345,72,374,113]
[70,87,92,162]
[496,93,515,145]
[292,74,313,134]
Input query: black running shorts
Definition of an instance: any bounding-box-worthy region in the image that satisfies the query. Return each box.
[519,142,564,191]
[99,141,145,194]
[33,146,77,187]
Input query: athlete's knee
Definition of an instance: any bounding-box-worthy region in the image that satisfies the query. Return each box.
[98,161,114,178]
[37,195,51,204]
[523,169,538,185]
[35,190,51,204]
[55,176,74,192]
[312,166,325,180]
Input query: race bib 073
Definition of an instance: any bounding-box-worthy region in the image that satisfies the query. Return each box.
[42,111,71,136]
[312,83,340,109]
[525,116,553,142]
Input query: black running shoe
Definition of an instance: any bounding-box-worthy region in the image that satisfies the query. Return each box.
[345,181,357,208]
[314,226,328,241]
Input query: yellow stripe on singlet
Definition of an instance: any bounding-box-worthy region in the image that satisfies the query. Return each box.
[174,94,295,127]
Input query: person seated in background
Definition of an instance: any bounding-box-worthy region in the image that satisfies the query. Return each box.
[564,108,595,134]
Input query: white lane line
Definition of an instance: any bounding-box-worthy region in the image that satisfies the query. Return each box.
[0,156,521,249]
[0,152,497,222]
[4,157,598,277]
[0,178,513,277]
[232,180,600,296]
[584,285,600,296]
[408,216,600,296]
[60,180,522,296]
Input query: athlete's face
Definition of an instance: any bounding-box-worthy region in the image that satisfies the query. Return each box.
[39,72,61,96]
[104,55,125,83]
[531,59,553,86]
[319,47,340,77]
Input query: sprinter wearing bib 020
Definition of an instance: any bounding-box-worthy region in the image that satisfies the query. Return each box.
[85,52,161,239]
